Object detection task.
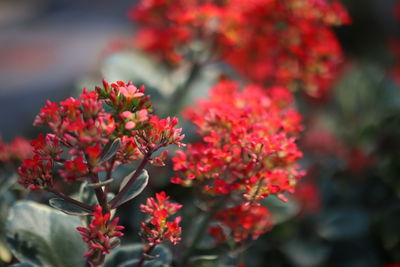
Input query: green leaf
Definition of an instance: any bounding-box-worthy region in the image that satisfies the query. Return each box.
[281,238,331,267]
[261,194,300,224]
[6,201,86,267]
[113,169,149,207]
[0,173,18,195]
[104,244,172,267]
[316,207,370,241]
[49,198,92,216]
[101,138,121,163]
[9,263,35,267]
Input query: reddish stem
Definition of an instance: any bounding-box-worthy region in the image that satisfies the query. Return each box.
[135,244,156,267]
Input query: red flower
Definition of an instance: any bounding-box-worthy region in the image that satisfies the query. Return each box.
[209,203,273,243]
[58,156,88,183]
[31,134,62,160]
[136,116,185,154]
[18,155,53,190]
[140,192,182,247]
[77,205,124,264]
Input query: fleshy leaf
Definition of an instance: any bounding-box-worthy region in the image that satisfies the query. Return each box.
[49,198,92,216]
[6,201,86,267]
[113,169,149,208]
[100,138,121,163]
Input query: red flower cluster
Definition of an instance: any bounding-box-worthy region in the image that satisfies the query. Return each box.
[172,80,304,203]
[140,191,182,247]
[0,137,32,163]
[129,0,350,98]
[77,205,124,265]
[18,80,184,189]
[209,203,273,243]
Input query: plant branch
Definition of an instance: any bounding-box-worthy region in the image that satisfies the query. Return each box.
[165,62,201,117]
[135,244,156,267]
[109,155,150,209]
[88,173,109,213]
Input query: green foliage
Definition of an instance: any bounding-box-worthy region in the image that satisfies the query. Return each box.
[5,201,86,267]
[104,244,172,267]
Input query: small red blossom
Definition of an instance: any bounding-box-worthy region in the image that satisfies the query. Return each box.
[116,136,143,164]
[31,134,62,160]
[86,145,102,167]
[18,155,53,190]
[59,156,88,183]
[209,204,273,243]
[77,205,124,265]
[140,192,182,247]
[136,116,185,154]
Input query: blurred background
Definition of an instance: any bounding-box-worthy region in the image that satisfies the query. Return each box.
[1,0,400,266]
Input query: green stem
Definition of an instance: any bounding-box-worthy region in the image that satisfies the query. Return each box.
[181,211,213,265]
[109,155,150,209]
[166,62,201,117]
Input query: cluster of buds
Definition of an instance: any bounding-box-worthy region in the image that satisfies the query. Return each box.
[140,191,182,248]
[77,206,124,266]
[172,80,304,203]
[18,80,184,190]
[130,0,350,98]
[209,203,273,244]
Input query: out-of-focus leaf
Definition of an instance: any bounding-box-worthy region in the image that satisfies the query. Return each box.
[261,195,300,224]
[113,169,149,208]
[9,263,35,267]
[49,198,92,216]
[0,239,12,263]
[100,138,121,163]
[317,207,370,241]
[281,238,331,267]
[104,244,172,267]
[5,201,86,267]
[102,51,175,97]
[0,174,18,195]
[0,191,15,263]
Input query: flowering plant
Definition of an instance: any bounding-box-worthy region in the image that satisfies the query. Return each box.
[6,0,394,267]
